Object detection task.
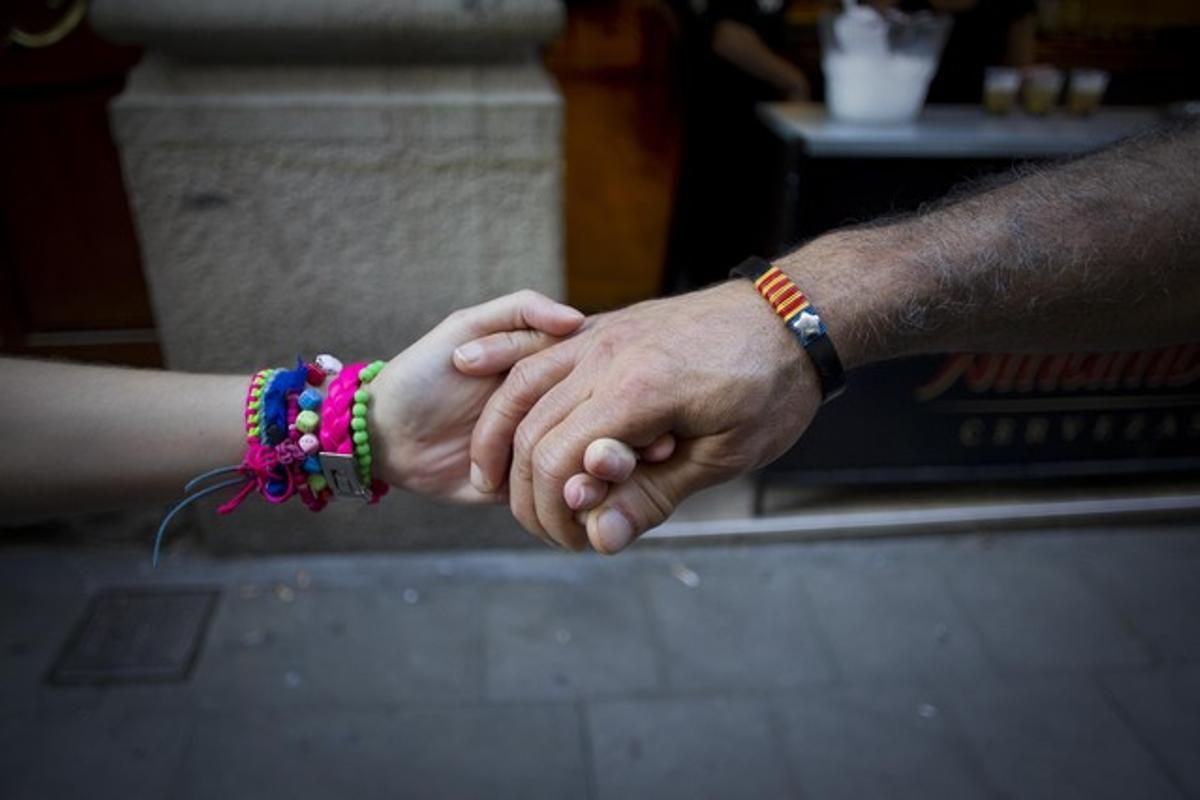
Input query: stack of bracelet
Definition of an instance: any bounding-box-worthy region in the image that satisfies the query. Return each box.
[218,354,389,516]
[153,354,388,565]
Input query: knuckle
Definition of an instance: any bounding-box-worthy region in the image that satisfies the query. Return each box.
[505,329,538,351]
[499,330,524,353]
[591,336,618,361]
[532,443,569,485]
[612,370,659,402]
[513,420,541,464]
[490,392,527,427]
[507,359,539,394]
[510,452,533,483]
[635,477,676,527]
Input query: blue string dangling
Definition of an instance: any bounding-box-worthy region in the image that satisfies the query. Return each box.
[152,472,245,567]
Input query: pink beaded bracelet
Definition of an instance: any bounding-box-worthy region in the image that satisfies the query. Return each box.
[318,360,388,503]
[320,361,366,454]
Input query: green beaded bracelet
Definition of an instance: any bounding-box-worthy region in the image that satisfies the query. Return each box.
[244,368,278,443]
[352,360,386,485]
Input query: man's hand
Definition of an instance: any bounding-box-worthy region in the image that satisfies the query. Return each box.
[367,290,584,504]
[465,280,823,552]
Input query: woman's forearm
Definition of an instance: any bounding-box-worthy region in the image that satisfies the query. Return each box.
[2,358,246,515]
[1,291,587,518]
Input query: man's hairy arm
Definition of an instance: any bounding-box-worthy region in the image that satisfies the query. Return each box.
[466,124,1200,553]
[791,122,1200,368]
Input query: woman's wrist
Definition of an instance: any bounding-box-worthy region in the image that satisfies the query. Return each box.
[363,357,414,491]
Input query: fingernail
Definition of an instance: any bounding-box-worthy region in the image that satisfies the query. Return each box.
[595,508,634,554]
[567,482,601,510]
[557,304,585,321]
[455,343,482,365]
[597,444,630,480]
[578,483,602,508]
[470,462,492,492]
[566,484,583,509]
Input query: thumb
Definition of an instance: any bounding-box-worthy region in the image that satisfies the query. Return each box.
[452,329,566,377]
[447,291,584,363]
[473,289,584,338]
[584,443,718,555]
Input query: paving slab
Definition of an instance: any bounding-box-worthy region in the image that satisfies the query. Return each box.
[176,705,587,800]
[944,676,1182,800]
[587,695,794,800]
[0,590,104,715]
[1080,549,1200,663]
[1100,666,1200,799]
[189,583,484,710]
[484,581,660,701]
[940,552,1151,672]
[4,706,192,800]
[641,554,836,691]
[776,682,992,800]
[799,559,993,681]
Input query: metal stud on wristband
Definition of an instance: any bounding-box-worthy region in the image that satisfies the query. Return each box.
[730,256,846,403]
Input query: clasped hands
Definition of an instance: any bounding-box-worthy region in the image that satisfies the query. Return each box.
[368,284,823,554]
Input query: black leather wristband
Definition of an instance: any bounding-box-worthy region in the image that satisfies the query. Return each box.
[730,256,847,403]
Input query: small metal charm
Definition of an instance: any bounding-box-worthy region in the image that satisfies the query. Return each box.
[318,452,371,500]
[791,309,824,343]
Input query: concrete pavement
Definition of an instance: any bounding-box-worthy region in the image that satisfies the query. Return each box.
[1,525,1197,799]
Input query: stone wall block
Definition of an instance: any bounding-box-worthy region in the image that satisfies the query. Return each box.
[97,2,564,550]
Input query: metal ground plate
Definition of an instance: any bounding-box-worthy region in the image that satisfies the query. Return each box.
[47,588,218,685]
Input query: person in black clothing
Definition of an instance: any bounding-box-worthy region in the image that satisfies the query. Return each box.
[663,0,813,291]
[895,0,1037,102]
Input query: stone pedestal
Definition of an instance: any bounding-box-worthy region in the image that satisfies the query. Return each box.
[92,0,563,551]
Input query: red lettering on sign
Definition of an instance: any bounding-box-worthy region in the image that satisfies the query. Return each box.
[915,354,972,402]
[916,345,1200,401]
[1169,345,1200,387]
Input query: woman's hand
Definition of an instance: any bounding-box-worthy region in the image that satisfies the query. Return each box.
[367,291,584,504]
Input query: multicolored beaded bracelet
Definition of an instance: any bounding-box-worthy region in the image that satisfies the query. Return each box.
[300,353,342,497]
[291,386,327,506]
[224,356,337,511]
[278,388,326,511]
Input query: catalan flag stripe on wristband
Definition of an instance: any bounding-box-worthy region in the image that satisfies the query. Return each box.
[731,256,847,404]
[756,266,811,323]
